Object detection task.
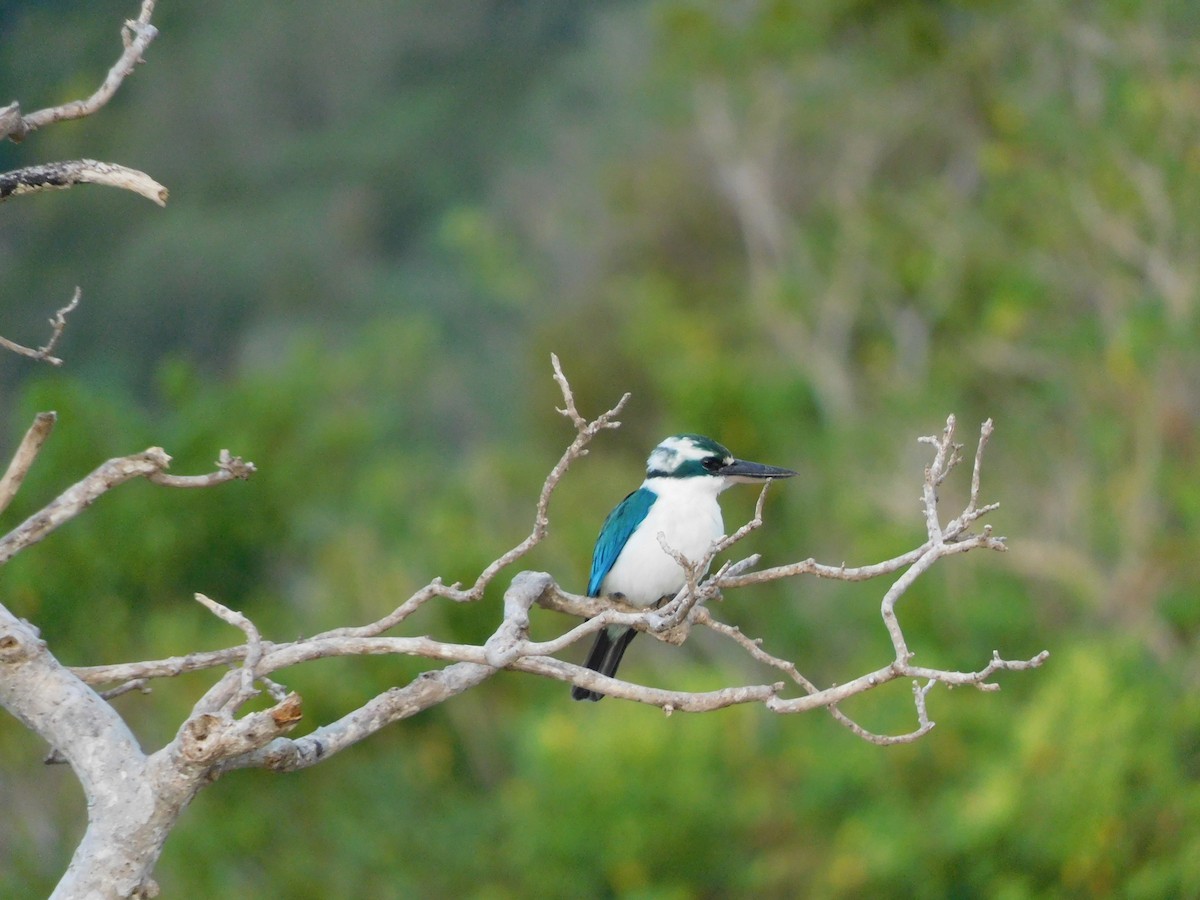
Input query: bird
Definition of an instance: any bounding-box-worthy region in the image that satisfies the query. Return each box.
[571,433,796,701]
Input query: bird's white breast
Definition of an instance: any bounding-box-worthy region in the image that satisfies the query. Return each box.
[600,477,725,608]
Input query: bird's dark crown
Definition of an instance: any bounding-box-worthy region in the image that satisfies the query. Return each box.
[645,434,733,479]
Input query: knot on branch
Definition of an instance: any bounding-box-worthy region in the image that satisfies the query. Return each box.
[178,693,304,766]
[179,713,224,764]
[0,622,44,662]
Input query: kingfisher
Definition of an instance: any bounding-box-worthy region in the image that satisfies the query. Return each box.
[571,433,796,701]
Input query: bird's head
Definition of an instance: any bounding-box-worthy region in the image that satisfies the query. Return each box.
[645,434,797,488]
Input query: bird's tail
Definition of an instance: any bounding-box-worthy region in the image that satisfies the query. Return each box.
[571,627,637,702]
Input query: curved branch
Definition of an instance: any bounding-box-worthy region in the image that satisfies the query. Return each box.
[0,159,168,206]
[456,353,629,600]
[0,448,255,566]
[1,0,159,143]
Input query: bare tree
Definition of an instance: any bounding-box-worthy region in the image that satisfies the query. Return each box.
[1,5,1047,897]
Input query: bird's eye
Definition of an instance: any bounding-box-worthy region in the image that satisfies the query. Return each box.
[702,457,724,472]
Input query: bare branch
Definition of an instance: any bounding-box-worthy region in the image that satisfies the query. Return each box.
[0,411,57,516]
[969,418,993,508]
[943,418,1000,537]
[460,354,629,598]
[0,288,80,366]
[551,352,589,429]
[1,0,159,143]
[194,593,264,711]
[73,646,251,687]
[147,449,257,487]
[312,354,628,641]
[0,606,162,900]
[98,678,150,701]
[0,307,1049,896]
[67,413,1037,750]
[715,547,929,589]
[694,608,924,744]
[216,662,495,775]
[0,447,255,566]
[0,159,168,206]
[0,448,170,566]
[21,391,1038,900]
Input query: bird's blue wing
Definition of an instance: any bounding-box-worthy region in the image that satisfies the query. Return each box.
[588,487,657,597]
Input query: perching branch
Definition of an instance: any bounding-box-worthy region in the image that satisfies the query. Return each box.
[68,369,1042,752]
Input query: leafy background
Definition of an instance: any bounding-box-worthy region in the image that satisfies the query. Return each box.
[2,0,1198,896]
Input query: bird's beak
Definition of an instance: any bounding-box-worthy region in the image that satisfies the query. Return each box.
[718,458,798,483]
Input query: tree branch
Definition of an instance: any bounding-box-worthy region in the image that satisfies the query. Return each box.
[67,408,1040,751]
[0,159,168,205]
[0,608,163,900]
[2,351,1045,897]
[0,411,57,516]
[0,448,255,566]
[0,288,81,366]
[1,0,159,144]
[310,354,627,640]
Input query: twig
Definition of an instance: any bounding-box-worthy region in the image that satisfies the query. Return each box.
[0,448,171,566]
[0,447,255,566]
[642,482,775,638]
[716,547,929,589]
[311,354,629,641]
[943,419,1000,538]
[0,411,57,516]
[73,646,253,686]
[99,678,149,701]
[0,288,80,366]
[696,608,932,744]
[0,159,168,206]
[193,594,264,711]
[1,0,159,143]
[461,353,629,598]
[147,450,256,487]
[917,415,959,542]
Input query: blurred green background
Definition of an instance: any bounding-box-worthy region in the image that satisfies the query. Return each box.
[2,0,1199,896]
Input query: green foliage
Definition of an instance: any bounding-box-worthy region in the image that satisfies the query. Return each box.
[2,0,1199,896]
